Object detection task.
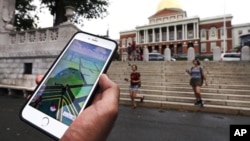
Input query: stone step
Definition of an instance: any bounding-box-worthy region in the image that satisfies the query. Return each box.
[108,70,250,77]
[120,86,250,98]
[119,98,250,116]
[109,63,250,69]
[109,61,250,116]
[114,80,250,90]
[110,76,250,85]
[111,77,250,84]
[119,84,250,95]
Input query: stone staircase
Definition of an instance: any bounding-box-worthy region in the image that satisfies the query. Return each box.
[107,61,250,116]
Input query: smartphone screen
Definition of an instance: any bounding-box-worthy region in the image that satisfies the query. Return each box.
[20,32,117,139]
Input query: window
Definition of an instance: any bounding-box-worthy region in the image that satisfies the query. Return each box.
[177,15,183,19]
[238,30,242,35]
[200,29,206,41]
[201,43,207,52]
[162,32,167,41]
[155,33,160,42]
[163,17,168,22]
[139,31,144,43]
[210,42,216,52]
[169,31,174,40]
[139,36,144,43]
[170,16,175,21]
[177,31,182,40]
[187,31,193,39]
[122,39,126,47]
[224,54,240,58]
[24,63,32,74]
[127,37,132,47]
[201,29,206,38]
[210,27,217,37]
[209,27,218,40]
[148,33,153,42]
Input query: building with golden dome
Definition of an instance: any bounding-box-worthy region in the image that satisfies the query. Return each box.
[156,0,182,11]
[119,0,234,57]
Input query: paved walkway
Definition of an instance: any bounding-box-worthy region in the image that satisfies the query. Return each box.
[0,94,249,141]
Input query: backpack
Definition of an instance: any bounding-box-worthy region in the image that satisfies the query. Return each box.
[191,66,204,85]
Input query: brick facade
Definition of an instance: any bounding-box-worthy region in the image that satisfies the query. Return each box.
[119,8,233,58]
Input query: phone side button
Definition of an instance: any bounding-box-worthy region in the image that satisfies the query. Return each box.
[41,117,49,127]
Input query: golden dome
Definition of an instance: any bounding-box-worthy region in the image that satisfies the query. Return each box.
[157,0,182,12]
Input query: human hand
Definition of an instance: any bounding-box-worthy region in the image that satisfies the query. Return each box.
[26,75,44,100]
[35,75,44,84]
[60,74,120,141]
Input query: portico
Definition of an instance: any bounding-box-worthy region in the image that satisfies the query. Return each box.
[136,18,200,55]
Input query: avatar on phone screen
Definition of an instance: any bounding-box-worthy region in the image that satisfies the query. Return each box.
[29,39,111,125]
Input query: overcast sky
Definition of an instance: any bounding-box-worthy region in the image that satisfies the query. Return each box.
[37,0,250,39]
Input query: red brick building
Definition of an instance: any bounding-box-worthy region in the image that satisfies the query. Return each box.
[119,0,233,58]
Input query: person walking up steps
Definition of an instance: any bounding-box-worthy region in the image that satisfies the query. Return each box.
[186,59,208,107]
[125,64,144,109]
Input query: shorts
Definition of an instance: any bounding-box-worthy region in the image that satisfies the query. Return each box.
[130,85,139,92]
[190,78,202,87]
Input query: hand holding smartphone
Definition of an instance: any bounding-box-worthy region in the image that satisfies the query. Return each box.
[20,31,117,139]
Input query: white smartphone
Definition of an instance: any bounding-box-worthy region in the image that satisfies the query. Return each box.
[20,31,118,139]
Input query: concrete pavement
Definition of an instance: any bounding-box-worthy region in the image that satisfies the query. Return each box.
[0,94,249,141]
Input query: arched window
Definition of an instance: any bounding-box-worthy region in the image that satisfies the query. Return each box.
[209,27,218,40]
[122,38,126,48]
[127,37,132,47]
[200,29,206,40]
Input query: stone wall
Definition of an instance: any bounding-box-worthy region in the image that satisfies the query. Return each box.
[0,57,55,87]
[0,24,80,88]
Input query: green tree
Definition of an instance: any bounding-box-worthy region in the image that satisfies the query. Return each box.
[15,0,38,31]
[40,0,110,26]
[14,0,110,31]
